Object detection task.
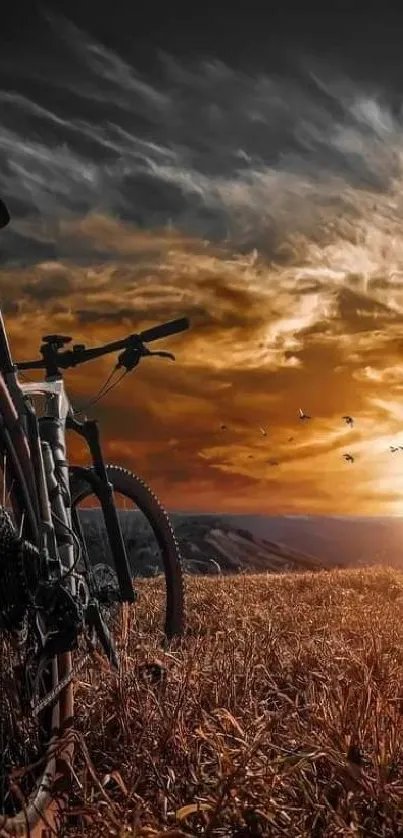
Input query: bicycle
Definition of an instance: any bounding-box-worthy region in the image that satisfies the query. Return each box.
[0,199,189,836]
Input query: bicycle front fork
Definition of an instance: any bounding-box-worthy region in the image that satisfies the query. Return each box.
[67,415,135,604]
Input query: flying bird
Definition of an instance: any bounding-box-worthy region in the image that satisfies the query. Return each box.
[342,453,355,463]
[259,426,268,436]
[298,408,311,421]
[390,445,399,453]
[288,436,294,442]
[220,424,228,431]
[268,458,279,466]
[343,415,354,427]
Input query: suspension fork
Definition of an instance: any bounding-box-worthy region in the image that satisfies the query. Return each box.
[67,415,135,603]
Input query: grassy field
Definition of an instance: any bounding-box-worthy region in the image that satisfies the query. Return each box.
[66,567,403,836]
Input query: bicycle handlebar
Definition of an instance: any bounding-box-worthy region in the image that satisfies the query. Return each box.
[139,317,189,343]
[16,316,190,373]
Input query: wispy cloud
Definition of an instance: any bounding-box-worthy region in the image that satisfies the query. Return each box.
[1,15,403,253]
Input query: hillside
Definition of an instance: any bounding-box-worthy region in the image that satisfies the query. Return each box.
[220,514,403,568]
[77,509,403,575]
[77,509,327,575]
[65,566,403,836]
[173,512,403,569]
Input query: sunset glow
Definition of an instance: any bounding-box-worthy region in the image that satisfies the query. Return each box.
[2,16,403,515]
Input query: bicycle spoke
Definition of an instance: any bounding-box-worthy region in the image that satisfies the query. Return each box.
[18,510,25,539]
[2,451,6,507]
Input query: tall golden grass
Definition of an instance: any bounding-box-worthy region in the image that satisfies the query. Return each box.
[66,567,403,836]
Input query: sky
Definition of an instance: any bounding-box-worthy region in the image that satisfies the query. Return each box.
[2,3,403,514]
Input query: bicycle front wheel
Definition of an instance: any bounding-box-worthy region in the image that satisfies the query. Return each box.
[70,465,185,640]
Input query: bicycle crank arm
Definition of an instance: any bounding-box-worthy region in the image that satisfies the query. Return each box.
[30,609,117,718]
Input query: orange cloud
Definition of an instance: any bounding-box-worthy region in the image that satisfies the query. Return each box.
[3,211,403,514]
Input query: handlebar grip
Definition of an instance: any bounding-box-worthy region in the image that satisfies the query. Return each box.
[139,316,190,343]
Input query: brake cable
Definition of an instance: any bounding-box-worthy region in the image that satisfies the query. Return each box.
[73,342,152,414]
[85,368,128,409]
[51,510,83,581]
[74,364,127,414]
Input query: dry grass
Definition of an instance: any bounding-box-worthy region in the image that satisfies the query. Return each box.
[65,567,403,836]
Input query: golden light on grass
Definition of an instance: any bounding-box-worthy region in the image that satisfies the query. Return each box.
[64,567,403,836]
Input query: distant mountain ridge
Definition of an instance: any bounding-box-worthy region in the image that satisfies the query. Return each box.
[170,513,403,573]
[176,520,325,574]
[212,514,403,568]
[76,510,403,576]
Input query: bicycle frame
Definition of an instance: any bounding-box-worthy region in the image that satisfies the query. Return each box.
[0,314,135,603]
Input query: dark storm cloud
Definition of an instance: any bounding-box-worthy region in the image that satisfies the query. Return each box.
[22,270,73,301]
[1,14,402,262]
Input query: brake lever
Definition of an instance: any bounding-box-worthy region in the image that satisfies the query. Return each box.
[117,346,176,372]
[149,350,176,361]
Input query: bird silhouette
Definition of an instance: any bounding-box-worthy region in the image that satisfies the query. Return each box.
[343,415,354,427]
[268,458,279,466]
[288,436,294,442]
[299,408,311,421]
[259,426,268,436]
[220,424,228,431]
[342,453,355,463]
[390,445,399,453]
